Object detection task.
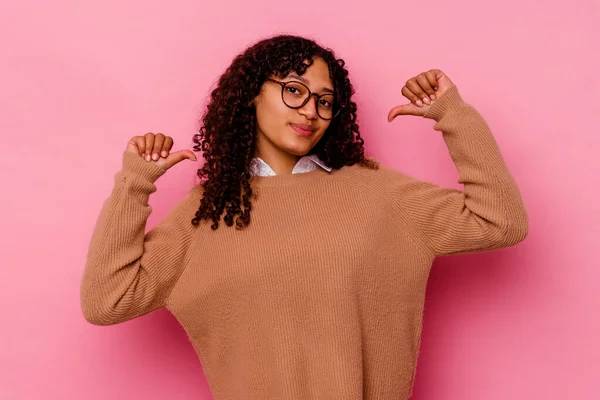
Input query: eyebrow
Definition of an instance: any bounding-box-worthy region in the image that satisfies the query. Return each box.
[288,74,334,94]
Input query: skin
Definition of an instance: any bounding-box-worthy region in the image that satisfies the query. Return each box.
[251,57,334,175]
[387,69,454,120]
[126,67,454,173]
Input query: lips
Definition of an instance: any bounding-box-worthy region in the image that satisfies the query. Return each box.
[290,123,314,137]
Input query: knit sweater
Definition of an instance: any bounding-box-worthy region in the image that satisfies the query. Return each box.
[81,86,528,400]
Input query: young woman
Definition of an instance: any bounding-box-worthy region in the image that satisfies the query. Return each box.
[81,34,528,399]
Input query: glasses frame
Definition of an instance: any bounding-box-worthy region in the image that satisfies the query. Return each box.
[266,78,343,120]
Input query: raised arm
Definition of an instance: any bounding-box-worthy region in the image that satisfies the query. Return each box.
[81,134,199,325]
[386,70,528,256]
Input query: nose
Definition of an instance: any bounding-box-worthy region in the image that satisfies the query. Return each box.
[298,95,319,120]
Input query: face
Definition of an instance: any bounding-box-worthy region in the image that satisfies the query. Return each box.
[253,57,334,160]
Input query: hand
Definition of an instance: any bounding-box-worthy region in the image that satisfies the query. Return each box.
[126,132,197,170]
[387,69,455,121]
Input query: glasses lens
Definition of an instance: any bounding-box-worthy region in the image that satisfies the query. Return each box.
[316,94,335,120]
[282,82,309,108]
[281,81,340,120]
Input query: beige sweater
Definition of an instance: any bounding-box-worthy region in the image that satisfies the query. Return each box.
[81,86,528,399]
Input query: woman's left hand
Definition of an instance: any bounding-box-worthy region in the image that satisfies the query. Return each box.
[387,69,455,121]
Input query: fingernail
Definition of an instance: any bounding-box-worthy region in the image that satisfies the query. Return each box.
[161,151,168,157]
[423,97,430,104]
[430,94,436,100]
[416,100,423,107]
[152,153,159,161]
[146,154,151,161]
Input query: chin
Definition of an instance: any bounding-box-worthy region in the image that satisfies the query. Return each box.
[282,139,320,157]
[281,145,311,157]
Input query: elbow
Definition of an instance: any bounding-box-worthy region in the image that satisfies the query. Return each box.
[80,288,123,326]
[82,309,107,326]
[495,208,529,248]
[503,219,529,246]
[81,300,119,326]
[81,309,108,326]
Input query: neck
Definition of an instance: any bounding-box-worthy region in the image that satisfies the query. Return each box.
[254,132,301,175]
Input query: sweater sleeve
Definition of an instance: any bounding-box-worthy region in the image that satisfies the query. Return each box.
[387,85,529,256]
[80,151,202,325]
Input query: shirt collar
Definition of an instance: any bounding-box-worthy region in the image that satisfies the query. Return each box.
[306,154,332,172]
[249,155,332,177]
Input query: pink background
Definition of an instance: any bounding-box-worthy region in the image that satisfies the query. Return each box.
[1,0,598,399]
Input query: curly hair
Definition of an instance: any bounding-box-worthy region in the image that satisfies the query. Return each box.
[191,34,377,230]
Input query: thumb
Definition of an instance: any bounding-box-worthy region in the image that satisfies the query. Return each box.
[387,103,426,122]
[163,149,198,169]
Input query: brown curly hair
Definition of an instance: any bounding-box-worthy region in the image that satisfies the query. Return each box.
[191,34,377,230]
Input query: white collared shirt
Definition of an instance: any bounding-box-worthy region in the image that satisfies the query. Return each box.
[249,155,332,176]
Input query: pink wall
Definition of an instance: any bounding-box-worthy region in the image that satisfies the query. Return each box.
[1,0,597,399]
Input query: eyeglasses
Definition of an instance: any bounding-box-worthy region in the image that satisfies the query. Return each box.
[266,78,342,120]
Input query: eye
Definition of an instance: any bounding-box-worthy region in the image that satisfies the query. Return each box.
[285,86,300,95]
[284,86,306,97]
[319,99,333,108]
[283,82,307,97]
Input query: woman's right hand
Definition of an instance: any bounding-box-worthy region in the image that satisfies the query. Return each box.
[126,132,197,171]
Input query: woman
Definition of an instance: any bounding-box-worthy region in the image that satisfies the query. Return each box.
[81,34,528,399]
